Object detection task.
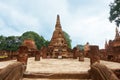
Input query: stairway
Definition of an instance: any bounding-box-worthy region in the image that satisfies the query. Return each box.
[23,72,91,80]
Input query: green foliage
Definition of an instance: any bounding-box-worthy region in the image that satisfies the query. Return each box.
[109,0,120,26]
[63,31,72,49]
[5,36,22,51]
[44,40,50,47]
[0,35,22,51]
[21,31,49,50]
[0,56,8,58]
[76,45,84,51]
[0,31,49,51]
[0,35,6,50]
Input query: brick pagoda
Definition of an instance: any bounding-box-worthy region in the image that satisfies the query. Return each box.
[104,26,120,62]
[47,15,69,58]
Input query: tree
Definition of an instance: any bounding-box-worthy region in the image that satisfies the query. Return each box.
[0,36,22,51]
[76,45,84,51]
[4,36,22,51]
[63,31,72,49]
[44,40,50,47]
[21,31,48,50]
[109,0,120,26]
[0,31,49,51]
[0,35,6,50]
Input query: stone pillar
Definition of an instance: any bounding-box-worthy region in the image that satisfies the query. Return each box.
[41,47,47,59]
[35,51,40,61]
[89,45,100,65]
[73,47,77,59]
[73,52,77,59]
[17,46,28,70]
[79,52,84,61]
[84,42,90,57]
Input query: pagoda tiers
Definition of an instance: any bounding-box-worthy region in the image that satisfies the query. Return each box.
[48,15,69,58]
[105,26,120,62]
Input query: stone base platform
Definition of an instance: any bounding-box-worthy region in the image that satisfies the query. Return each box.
[0,57,120,79]
[23,72,90,79]
[23,78,88,80]
[25,58,120,73]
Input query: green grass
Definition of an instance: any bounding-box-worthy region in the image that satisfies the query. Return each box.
[0,56,8,58]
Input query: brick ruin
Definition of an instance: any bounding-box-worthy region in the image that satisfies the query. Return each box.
[0,50,18,61]
[84,43,100,64]
[100,26,120,62]
[0,15,119,63]
[17,39,40,65]
[89,62,119,80]
[17,45,28,65]
[0,15,120,79]
[41,15,71,58]
[89,45,100,65]
[72,45,84,61]
[22,39,37,57]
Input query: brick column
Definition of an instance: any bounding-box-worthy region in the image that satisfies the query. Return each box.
[35,51,40,61]
[17,46,28,70]
[89,45,100,65]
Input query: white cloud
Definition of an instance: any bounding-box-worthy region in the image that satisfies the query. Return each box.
[0,0,116,49]
[0,18,6,28]
[0,2,42,35]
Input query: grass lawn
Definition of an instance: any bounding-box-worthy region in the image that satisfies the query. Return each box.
[0,56,8,58]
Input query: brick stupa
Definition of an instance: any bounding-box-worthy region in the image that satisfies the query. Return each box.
[23,39,37,50]
[48,15,69,58]
[104,26,120,62]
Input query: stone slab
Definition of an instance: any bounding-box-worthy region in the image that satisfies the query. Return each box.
[0,58,120,74]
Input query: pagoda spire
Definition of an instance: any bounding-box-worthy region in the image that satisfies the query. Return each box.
[105,40,108,49]
[55,15,62,30]
[56,15,60,24]
[115,26,120,40]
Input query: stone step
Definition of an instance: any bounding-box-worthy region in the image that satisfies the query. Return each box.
[23,78,91,80]
[23,72,90,79]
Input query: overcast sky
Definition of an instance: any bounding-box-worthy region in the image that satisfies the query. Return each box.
[0,0,117,49]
